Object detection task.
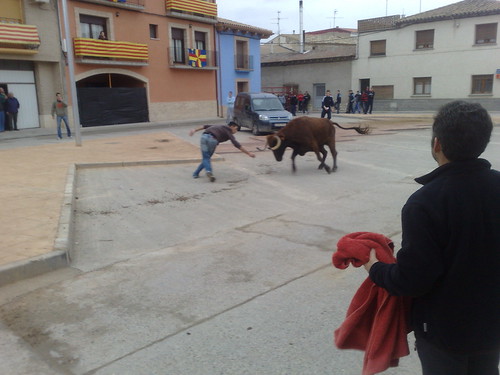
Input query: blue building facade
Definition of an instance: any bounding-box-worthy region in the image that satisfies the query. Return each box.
[216,19,272,119]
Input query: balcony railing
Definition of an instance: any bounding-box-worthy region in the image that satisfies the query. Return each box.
[166,0,217,18]
[0,23,40,54]
[74,38,148,62]
[76,0,145,10]
[169,47,217,68]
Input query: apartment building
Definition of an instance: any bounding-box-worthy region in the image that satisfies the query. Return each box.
[0,0,63,130]
[62,0,219,127]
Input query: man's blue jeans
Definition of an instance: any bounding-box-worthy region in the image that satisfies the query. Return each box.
[193,133,218,177]
[0,111,4,132]
[57,115,71,138]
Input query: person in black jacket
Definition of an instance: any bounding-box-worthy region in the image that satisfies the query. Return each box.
[321,90,334,119]
[364,101,500,375]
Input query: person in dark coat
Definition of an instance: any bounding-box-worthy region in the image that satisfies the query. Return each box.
[321,90,334,119]
[5,92,20,131]
[364,101,500,375]
[335,90,342,114]
[289,93,298,116]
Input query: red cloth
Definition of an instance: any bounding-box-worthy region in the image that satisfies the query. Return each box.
[332,232,411,375]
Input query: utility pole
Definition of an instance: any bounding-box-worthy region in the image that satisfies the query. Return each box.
[60,0,82,146]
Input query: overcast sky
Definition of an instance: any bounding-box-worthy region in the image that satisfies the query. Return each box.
[218,0,462,37]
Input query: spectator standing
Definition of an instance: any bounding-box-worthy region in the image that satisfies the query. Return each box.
[302,91,311,114]
[98,31,107,40]
[289,92,298,116]
[0,87,6,132]
[361,89,369,114]
[5,92,20,131]
[321,90,334,119]
[297,92,304,113]
[353,90,361,113]
[51,92,72,139]
[364,101,500,375]
[346,90,354,113]
[367,87,375,114]
[226,91,235,123]
[335,90,342,114]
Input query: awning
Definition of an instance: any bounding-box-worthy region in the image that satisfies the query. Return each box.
[166,0,217,17]
[0,23,40,47]
[74,38,148,60]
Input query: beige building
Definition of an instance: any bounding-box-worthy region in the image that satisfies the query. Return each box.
[261,28,357,110]
[0,0,64,130]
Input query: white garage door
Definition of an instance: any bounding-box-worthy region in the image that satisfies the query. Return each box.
[0,69,40,129]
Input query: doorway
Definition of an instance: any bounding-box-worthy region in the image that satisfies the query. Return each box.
[313,83,326,110]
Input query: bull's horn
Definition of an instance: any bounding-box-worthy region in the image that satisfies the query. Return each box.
[270,135,281,150]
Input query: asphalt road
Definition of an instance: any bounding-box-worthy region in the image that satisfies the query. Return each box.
[1,121,499,375]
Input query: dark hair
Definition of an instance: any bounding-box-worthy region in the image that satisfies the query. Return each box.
[228,121,238,127]
[432,101,492,161]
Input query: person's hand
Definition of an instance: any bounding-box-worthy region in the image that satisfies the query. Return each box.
[189,129,195,136]
[248,152,256,158]
[363,249,379,273]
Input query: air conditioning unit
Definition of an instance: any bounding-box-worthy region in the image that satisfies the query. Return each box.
[33,0,50,4]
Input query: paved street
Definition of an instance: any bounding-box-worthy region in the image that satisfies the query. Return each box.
[0,114,499,374]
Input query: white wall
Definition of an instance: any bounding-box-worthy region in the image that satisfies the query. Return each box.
[352,15,500,100]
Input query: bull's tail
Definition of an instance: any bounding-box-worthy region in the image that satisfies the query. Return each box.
[331,121,370,134]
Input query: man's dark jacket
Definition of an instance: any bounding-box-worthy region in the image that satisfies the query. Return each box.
[370,158,500,353]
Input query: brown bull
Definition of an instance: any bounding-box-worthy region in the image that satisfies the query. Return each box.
[264,117,369,173]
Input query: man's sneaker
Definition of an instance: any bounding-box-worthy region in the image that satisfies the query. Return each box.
[193,174,199,179]
[206,172,216,182]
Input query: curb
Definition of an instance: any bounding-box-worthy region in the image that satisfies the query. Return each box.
[0,156,224,287]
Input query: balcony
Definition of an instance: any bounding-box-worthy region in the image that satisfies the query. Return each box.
[169,47,217,69]
[166,0,217,22]
[75,0,145,11]
[74,38,148,65]
[0,23,40,55]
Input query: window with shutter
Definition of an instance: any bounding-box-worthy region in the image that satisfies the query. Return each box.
[416,30,434,49]
[475,23,497,44]
[370,40,386,56]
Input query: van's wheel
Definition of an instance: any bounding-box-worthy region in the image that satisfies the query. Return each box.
[252,124,260,135]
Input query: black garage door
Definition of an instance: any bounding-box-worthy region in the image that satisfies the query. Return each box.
[77,87,149,127]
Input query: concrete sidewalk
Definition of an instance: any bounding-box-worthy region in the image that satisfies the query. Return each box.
[0,118,223,286]
[1,111,498,286]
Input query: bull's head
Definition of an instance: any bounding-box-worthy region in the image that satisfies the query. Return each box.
[265,134,286,161]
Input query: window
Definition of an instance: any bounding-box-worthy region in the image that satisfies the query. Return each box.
[471,75,493,94]
[194,31,206,50]
[373,85,394,99]
[416,29,434,49]
[414,77,432,95]
[370,40,386,56]
[171,27,185,63]
[475,23,497,44]
[235,39,251,70]
[149,24,158,39]
[80,15,107,39]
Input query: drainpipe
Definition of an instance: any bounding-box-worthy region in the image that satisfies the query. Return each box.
[215,25,221,118]
[299,0,304,53]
